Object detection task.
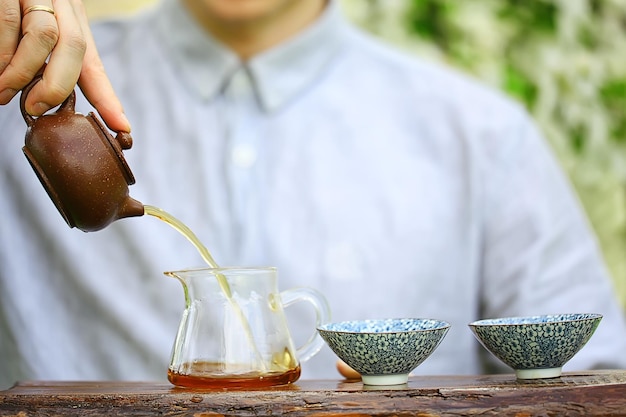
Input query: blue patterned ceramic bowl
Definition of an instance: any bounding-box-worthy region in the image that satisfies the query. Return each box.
[317,318,450,385]
[469,313,602,379]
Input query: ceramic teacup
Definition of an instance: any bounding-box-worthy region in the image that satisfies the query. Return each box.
[468,313,602,379]
[318,318,450,385]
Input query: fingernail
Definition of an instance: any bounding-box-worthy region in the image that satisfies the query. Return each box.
[32,102,52,115]
[0,88,17,104]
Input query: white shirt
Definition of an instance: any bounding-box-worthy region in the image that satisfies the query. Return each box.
[1,0,625,388]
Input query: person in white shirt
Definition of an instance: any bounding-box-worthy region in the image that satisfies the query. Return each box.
[1,0,625,389]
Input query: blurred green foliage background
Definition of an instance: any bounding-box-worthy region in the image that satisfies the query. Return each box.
[86,0,626,307]
[341,0,626,307]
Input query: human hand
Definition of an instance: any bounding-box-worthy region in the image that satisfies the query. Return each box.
[336,359,361,380]
[0,0,130,132]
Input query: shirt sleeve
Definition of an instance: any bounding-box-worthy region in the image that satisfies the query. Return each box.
[479,109,626,371]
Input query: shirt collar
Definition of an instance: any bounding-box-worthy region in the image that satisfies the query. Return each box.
[153,0,347,112]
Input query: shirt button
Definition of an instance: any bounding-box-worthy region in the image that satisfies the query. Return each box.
[231,144,257,168]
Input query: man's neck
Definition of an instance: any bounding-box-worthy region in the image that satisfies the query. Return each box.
[181,0,327,60]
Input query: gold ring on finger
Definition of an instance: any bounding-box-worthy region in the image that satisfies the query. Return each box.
[23,5,55,16]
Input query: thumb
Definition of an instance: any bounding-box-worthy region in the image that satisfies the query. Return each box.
[336,359,361,380]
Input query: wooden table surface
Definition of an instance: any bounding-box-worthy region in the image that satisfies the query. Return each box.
[2,370,626,416]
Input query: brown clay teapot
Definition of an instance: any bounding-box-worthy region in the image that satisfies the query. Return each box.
[21,76,144,232]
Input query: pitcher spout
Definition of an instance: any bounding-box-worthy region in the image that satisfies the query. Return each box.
[165,270,192,309]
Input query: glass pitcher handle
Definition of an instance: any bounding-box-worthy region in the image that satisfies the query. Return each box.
[280,287,331,363]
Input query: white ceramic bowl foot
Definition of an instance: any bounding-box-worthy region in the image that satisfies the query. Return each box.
[361,373,409,386]
[515,367,562,380]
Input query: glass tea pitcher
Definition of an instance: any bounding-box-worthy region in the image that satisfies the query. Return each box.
[165,267,330,388]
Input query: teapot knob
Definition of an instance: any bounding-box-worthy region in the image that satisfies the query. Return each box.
[116,131,133,150]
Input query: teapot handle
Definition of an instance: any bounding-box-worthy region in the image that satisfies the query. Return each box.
[280,287,331,363]
[20,75,76,128]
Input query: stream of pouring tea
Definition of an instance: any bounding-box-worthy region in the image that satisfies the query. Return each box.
[144,205,227,293]
[143,205,264,368]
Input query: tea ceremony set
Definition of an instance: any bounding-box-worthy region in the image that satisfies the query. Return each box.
[4,311,626,417]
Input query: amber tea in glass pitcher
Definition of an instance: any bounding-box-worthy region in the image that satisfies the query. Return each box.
[166,266,330,388]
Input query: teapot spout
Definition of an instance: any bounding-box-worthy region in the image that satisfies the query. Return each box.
[72,195,144,232]
[117,196,145,220]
